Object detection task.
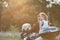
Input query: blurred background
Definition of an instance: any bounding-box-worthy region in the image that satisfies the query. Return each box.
[0,0,60,40]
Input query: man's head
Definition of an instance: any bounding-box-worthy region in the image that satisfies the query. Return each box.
[22,23,31,31]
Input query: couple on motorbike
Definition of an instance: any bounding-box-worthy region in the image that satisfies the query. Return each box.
[22,12,59,40]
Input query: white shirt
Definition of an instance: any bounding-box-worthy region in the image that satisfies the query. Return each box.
[42,20,48,29]
[39,20,49,34]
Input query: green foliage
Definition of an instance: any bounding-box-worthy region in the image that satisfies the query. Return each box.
[9,25,19,32]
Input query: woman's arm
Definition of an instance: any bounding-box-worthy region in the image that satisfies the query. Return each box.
[48,21,53,26]
[39,21,43,31]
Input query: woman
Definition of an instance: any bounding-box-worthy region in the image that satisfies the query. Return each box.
[35,12,59,40]
[38,12,49,34]
[34,12,49,40]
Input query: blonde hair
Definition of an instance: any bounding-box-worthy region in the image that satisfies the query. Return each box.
[38,12,48,20]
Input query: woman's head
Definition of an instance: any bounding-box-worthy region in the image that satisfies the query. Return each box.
[38,12,48,20]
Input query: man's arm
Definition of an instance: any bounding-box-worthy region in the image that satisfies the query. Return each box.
[25,22,39,36]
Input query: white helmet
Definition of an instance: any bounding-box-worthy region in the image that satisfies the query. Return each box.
[22,23,31,31]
